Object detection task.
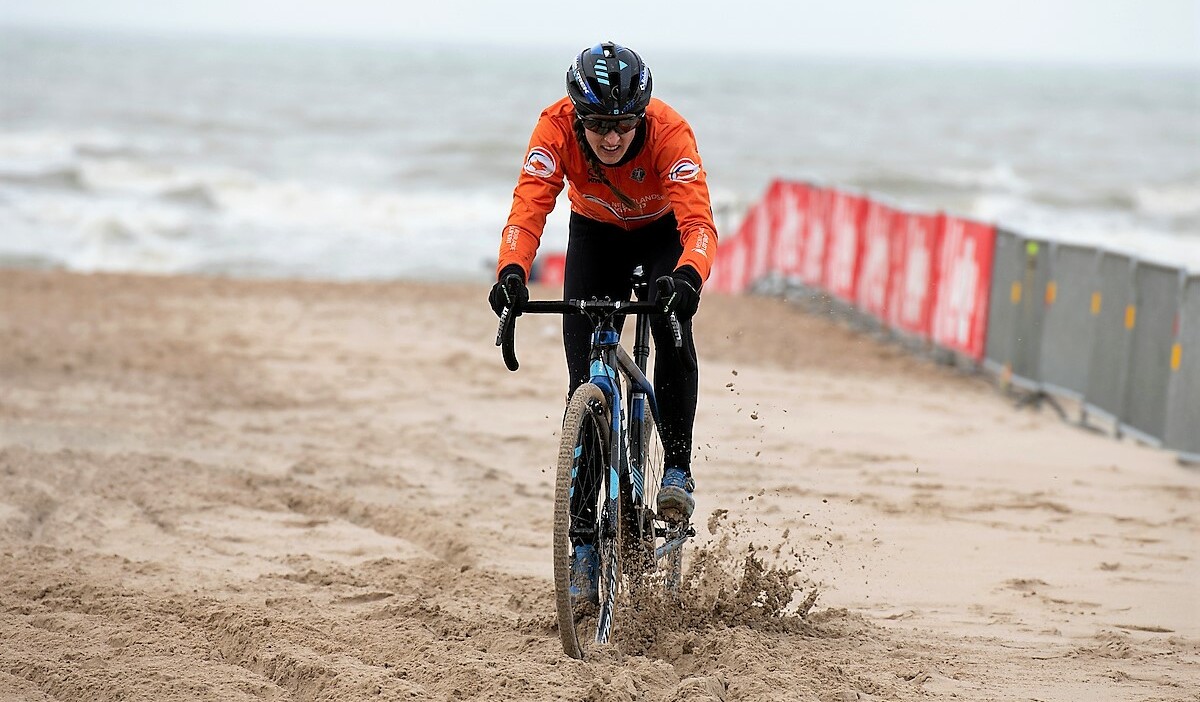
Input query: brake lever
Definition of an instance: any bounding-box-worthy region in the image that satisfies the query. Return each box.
[495,305,520,371]
[668,311,697,372]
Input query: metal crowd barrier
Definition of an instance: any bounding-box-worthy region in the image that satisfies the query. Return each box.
[983,230,1051,394]
[1039,243,1099,403]
[979,233,1195,461]
[983,229,1021,384]
[1082,252,1137,429]
[1119,263,1184,446]
[1165,274,1200,462]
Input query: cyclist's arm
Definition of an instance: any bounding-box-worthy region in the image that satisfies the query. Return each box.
[497,110,570,280]
[651,105,718,283]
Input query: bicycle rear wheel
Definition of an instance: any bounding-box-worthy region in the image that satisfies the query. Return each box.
[553,382,611,659]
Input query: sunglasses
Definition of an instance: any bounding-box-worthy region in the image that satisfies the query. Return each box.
[579,114,642,135]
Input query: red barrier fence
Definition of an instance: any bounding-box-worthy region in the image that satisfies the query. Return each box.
[712,179,997,361]
[855,199,896,319]
[931,216,996,360]
[825,190,868,304]
[769,181,809,280]
[799,187,832,289]
[887,210,942,338]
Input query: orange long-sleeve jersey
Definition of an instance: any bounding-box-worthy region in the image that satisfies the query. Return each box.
[497,97,718,283]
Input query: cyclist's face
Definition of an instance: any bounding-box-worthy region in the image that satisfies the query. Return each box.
[583,122,637,165]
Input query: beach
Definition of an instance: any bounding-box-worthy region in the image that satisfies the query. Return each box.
[0,268,1195,701]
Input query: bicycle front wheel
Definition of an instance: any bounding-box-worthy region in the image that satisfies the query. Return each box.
[553,382,611,659]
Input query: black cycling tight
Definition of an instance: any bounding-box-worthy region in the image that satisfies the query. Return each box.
[561,211,698,473]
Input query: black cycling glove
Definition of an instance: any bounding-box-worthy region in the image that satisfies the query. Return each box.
[654,266,702,321]
[488,264,529,317]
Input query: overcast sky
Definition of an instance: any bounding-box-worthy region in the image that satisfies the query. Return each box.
[2,0,1198,66]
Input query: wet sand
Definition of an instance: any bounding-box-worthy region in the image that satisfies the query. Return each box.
[0,269,1196,701]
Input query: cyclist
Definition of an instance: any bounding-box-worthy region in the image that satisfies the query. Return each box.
[488,41,717,602]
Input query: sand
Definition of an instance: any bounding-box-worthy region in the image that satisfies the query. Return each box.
[0,268,1196,701]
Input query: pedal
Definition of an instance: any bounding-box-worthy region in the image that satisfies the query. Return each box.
[654,521,694,538]
[657,506,684,525]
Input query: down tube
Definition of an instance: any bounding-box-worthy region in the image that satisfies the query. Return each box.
[588,356,623,503]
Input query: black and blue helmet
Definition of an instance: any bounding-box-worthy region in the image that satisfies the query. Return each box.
[565,42,652,117]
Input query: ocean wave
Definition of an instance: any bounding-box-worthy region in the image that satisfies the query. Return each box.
[850,162,1032,198]
[1026,188,1139,212]
[1134,179,1200,218]
[158,184,220,209]
[0,166,86,191]
[0,130,149,193]
[1017,179,1200,220]
[0,128,131,163]
[66,208,202,273]
[931,163,1032,194]
[0,171,547,280]
[969,193,1200,272]
[849,163,1200,221]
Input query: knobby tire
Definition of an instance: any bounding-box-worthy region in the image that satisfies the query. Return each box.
[554,383,611,659]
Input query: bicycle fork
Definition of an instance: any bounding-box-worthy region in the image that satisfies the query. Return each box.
[587,332,624,645]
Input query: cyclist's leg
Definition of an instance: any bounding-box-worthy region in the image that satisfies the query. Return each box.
[562,212,637,544]
[649,316,698,473]
[637,215,698,477]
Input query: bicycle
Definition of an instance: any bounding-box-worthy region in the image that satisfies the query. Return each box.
[495,269,696,659]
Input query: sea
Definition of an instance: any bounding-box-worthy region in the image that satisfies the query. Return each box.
[2,28,1198,281]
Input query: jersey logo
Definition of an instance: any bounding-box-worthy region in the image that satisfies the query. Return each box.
[523,147,556,178]
[504,225,522,252]
[631,167,646,183]
[668,158,701,183]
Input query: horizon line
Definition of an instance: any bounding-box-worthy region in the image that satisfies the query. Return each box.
[3,21,1197,71]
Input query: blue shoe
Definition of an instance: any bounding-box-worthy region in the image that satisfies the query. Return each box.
[569,544,599,605]
[657,468,695,523]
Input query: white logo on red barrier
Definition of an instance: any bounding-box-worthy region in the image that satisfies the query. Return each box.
[800,189,830,287]
[750,201,772,281]
[825,191,865,302]
[887,212,941,337]
[772,183,807,278]
[901,243,931,325]
[931,216,995,360]
[855,201,894,318]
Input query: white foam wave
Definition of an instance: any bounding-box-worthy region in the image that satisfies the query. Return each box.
[0,129,127,175]
[970,193,1200,273]
[77,159,234,200]
[931,162,1032,195]
[0,165,577,281]
[1134,179,1200,218]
